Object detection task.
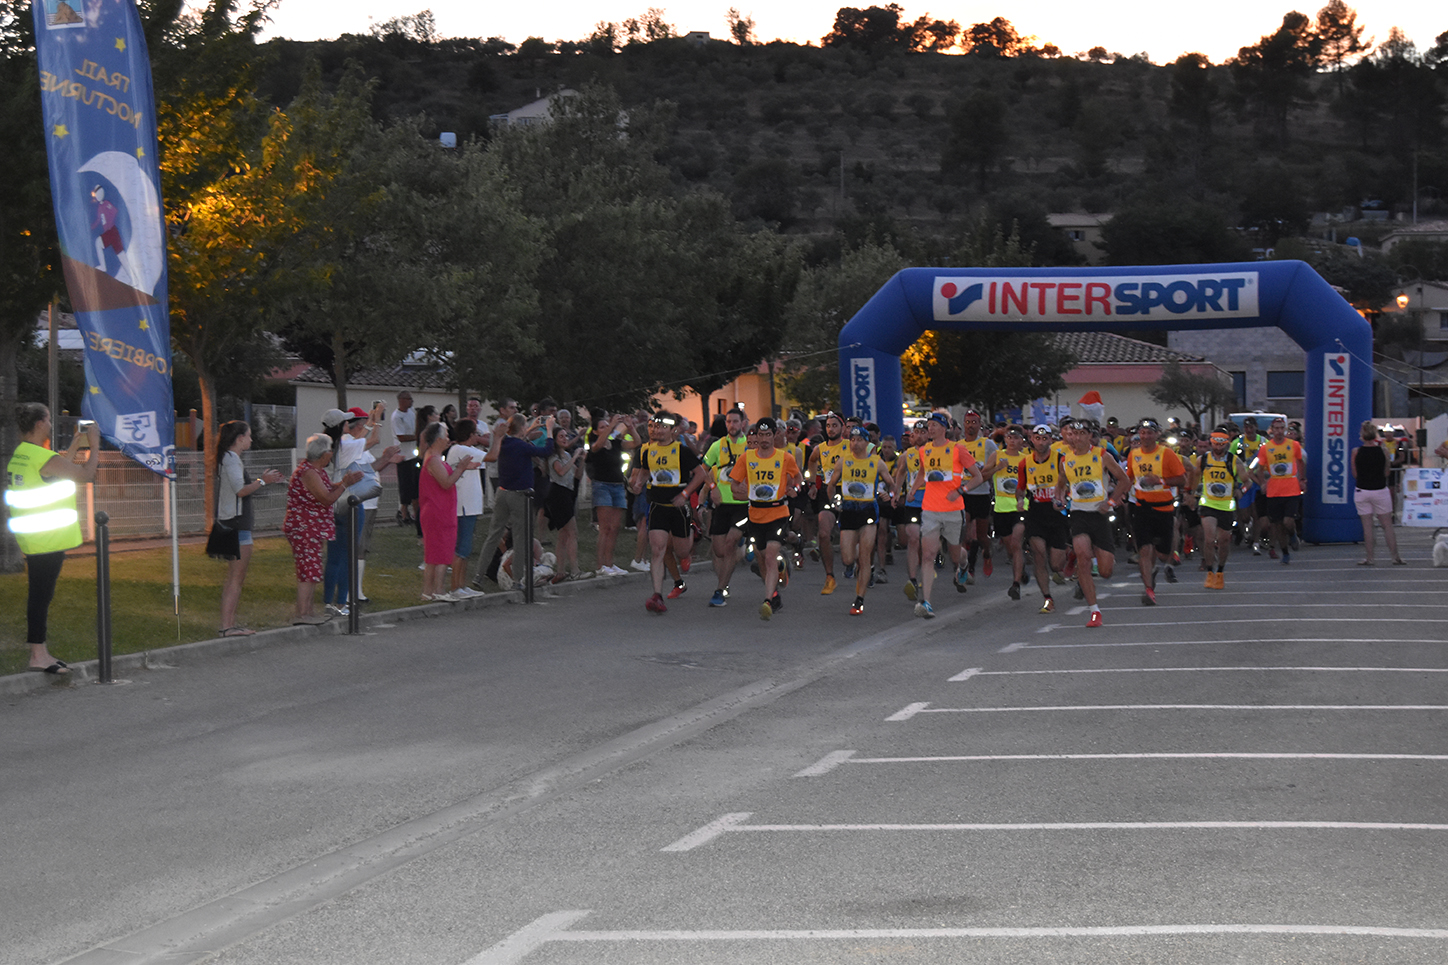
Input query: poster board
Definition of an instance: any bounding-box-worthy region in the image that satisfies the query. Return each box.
[1399,468,1448,527]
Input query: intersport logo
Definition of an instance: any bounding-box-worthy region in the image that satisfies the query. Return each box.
[933,273,1260,323]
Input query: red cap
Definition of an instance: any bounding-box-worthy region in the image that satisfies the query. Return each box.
[345,407,369,421]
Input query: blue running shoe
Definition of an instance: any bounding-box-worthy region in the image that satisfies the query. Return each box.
[709,588,728,607]
[914,600,935,619]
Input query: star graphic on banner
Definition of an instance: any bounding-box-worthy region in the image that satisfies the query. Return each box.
[53,124,69,138]
[136,146,146,159]
[139,318,149,331]
[90,385,100,395]
[116,37,126,52]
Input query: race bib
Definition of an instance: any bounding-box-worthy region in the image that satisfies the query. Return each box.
[1137,478,1162,491]
[1000,478,1019,495]
[751,482,780,501]
[1208,482,1230,498]
[652,469,681,486]
[845,480,871,499]
[925,469,948,483]
[1073,480,1101,500]
[1271,462,1290,477]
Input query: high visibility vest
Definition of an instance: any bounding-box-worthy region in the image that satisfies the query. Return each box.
[5,441,83,555]
[993,450,1026,512]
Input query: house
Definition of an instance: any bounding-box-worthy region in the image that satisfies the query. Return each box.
[1379,220,1448,255]
[1049,330,1230,428]
[289,359,486,450]
[1047,212,1112,265]
[1168,327,1307,420]
[682,31,710,45]
[1385,280,1448,346]
[488,88,579,128]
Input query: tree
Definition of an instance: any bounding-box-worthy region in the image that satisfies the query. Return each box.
[940,90,1009,193]
[1101,200,1252,266]
[821,5,907,54]
[1169,52,1218,135]
[368,9,437,44]
[779,240,907,413]
[1148,358,1237,427]
[904,15,960,53]
[725,8,756,45]
[1315,0,1372,89]
[961,17,1026,57]
[1229,10,1323,146]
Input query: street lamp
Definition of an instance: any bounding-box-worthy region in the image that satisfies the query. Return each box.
[1395,267,1425,422]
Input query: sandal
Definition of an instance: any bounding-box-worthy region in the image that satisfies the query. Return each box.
[1392,558,1407,565]
[220,626,256,637]
[1356,559,1374,566]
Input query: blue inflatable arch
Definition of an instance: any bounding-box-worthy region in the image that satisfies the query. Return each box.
[838,261,1372,543]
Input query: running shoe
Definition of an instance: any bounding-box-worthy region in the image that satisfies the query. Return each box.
[809,547,821,562]
[873,569,888,584]
[1203,572,1215,589]
[1164,566,1177,584]
[709,588,728,607]
[770,591,783,612]
[849,596,865,615]
[966,567,976,585]
[1252,541,1262,556]
[1141,587,1156,606]
[1039,597,1055,614]
[914,600,935,619]
[1086,610,1103,628]
[867,571,876,589]
[680,556,691,573]
[904,579,919,602]
[1050,571,1066,585]
[632,558,651,572]
[1008,581,1021,601]
[983,555,993,577]
[1281,549,1290,565]
[645,593,667,614]
[844,561,857,580]
[1073,581,1085,600]
[821,575,837,595]
[1215,571,1226,588]
[759,599,773,620]
[1289,534,1300,551]
[1268,546,1279,560]
[667,581,688,600]
[778,558,790,588]
[954,567,969,594]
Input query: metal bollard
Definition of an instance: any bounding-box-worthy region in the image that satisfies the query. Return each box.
[347,496,361,634]
[95,511,113,684]
[522,489,534,604]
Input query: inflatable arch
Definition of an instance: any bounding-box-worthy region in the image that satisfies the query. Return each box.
[837,261,1372,543]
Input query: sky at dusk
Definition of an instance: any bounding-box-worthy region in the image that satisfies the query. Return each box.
[258,1,1444,66]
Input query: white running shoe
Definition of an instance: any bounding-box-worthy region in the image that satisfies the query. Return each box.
[631,558,651,572]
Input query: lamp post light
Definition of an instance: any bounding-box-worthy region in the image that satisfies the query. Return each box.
[1395,267,1425,422]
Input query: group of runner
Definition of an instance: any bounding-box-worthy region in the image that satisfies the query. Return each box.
[626,406,1308,626]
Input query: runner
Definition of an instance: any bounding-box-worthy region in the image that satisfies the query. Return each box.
[828,426,900,615]
[894,420,927,603]
[631,414,706,613]
[1232,416,1268,554]
[991,425,1029,600]
[957,409,998,585]
[1056,418,1131,627]
[728,418,802,620]
[703,408,750,607]
[805,413,848,595]
[1187,427,1249,588]
[872,434,900,586]
[908,413,983,619]
[1124,418,1187,606]
[1254,416,1306,564]
[1020,424,1070,612]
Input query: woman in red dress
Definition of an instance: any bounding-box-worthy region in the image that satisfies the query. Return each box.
[419,422,479,601]
[284,434,362,624]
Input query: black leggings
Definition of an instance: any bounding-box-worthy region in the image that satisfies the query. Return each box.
[26,551,66,644]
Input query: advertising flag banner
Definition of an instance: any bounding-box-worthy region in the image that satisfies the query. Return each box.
[33,0,175,478]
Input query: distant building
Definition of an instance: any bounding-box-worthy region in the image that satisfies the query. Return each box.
[682,31,710,45]
[488,88,579,128]
[1052,330,1227,427]
[1047,213,1112,265]
[1168,328,1305,420]
[1379,220,1448,255]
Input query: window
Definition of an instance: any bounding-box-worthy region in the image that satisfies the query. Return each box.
[1266,370,1305,398]
[1230,372,1247,409]
[1437,311,1447,331]
[1067,229,1086,242]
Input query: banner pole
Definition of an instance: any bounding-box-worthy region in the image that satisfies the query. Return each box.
[171,478,180,635]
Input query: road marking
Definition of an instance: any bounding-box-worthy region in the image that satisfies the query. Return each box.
[1040,619,1448,632]
[1065,602,1432,611]
[793,750,857,776]
[967,666,1448,677]
[662,815,1448,851]
[948,667,984,681]
[472,912,1448,958]
[886,701,931,721]
[1012,638,1446,651]
[1197,588,1448,596]
[912,704,1448,714]
[660,812,752,852]
[1036,624,1061,634]
[802,752,1448,766]
[998,641,1030,652]
[464,911,593,965]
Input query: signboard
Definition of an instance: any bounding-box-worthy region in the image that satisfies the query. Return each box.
[1400,468,1448,527]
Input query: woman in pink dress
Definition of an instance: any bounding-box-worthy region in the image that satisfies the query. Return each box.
[419,422,479,601]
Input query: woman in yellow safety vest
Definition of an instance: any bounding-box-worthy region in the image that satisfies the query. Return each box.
[5,403,100,675]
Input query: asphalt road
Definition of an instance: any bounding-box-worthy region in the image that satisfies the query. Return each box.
[4,528,1447,965]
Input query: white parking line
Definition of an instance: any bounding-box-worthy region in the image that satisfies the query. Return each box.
[793,751,1448,776]
[661,814,1448,851]
[1011,638,1445,651]
[905,704,1448,715]
[953,666,1448,679]
[473,910,1448,959]
[1039,618,1448,632]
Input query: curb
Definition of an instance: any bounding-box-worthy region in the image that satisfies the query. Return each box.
[1,569,646,697]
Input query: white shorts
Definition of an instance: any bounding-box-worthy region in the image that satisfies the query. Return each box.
[1353,487,1393,517]
[920,508,964,543]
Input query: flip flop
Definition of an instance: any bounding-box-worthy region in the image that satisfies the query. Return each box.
[220,627,256,637]
[1356,559,1374,566]
[28,662,70,675]
[1392,558,1407,565]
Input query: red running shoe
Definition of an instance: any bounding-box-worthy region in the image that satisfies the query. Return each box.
[1086,610,1103,628]
[983,554,993,577]
[645,593,667,613]
[667,581,687,600]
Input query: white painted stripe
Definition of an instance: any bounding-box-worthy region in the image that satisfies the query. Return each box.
[1206,589,1448,595]
[793,750,857,777]
[660,812,752,852]
[1078,603,1430,610]
[1041,619,1448,631]
[1035,623,1061,634]
[843,753,1448,763]
[546,923,1448,941]
[948,667,983,682]
[999,641,1030,652]
[975,666,1448,676]
[1226,579,1443,586]
[465,911,594,965]
[917,704,1448,714]
[886,701,931,721]
[1015,639,1444,651]
[731,820,1448,833]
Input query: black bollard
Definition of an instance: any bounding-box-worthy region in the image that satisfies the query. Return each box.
[95,511,113,684]
[347,496,361,634]
[522,489,534,604]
